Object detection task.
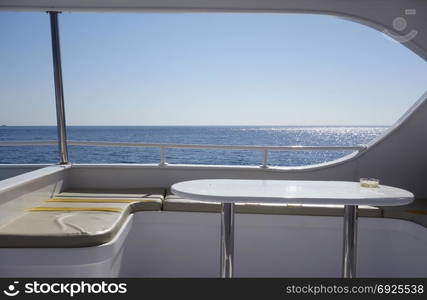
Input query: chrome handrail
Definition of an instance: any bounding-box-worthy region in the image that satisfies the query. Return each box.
[0,140,367,168]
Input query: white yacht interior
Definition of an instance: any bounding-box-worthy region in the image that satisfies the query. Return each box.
[0,0,427,277]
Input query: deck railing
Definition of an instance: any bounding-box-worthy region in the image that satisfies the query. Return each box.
[0,140,367,168]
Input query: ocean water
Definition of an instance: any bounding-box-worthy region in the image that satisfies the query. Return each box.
[0,126,388,166]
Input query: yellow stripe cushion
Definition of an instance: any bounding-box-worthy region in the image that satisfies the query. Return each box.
[29,207,123,213]
[0,188,166,247]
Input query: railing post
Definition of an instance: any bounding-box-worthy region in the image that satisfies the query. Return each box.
[159,147,167,166]
[49,11,69,165]
[261,149,269,168]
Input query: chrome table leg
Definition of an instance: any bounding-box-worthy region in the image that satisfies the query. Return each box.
[342,205,358,278]
[220,203,235,278]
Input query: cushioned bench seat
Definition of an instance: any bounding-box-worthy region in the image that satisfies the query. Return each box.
[0,188,165,247]
[163,193,382,217]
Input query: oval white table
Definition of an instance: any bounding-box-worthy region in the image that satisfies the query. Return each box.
[171,179,414,278]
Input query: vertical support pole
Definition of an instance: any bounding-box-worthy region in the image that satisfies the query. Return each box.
[261,149,269,168]
[342,205,358,278]
[220,202,235,278]
[49,11,69,164]
[159,147,167,166]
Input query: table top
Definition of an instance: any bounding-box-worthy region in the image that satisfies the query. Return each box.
[171,179,414,206]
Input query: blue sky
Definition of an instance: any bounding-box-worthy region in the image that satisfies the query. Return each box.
[0,12,426,126]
